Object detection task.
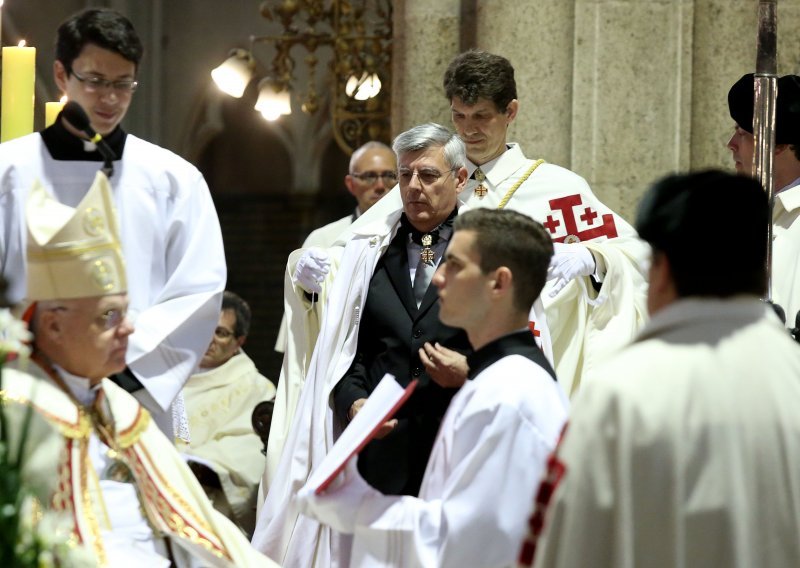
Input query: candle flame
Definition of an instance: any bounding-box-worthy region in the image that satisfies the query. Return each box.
[0,1,5,7]
[18,40,26,48]
[60,95,67,104]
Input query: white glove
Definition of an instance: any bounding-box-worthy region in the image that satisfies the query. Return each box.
[296,457,381,534]
[547,242,596,297]
[293,247,331,294]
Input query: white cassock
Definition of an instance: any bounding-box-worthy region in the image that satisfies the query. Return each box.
[2,363,278,568]
[771,179,800,324]
[530,298,800,568]
[179,350,276,535]
[300,331,569,568]
[0,132,226,433]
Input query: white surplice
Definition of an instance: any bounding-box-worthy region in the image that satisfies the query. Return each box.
[531,298,800,568]
[0,132,226,429]
[301,333,569,568]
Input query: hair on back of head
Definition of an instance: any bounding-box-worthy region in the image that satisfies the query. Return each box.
[56,8,144,72]
[221,291,251,338]
[392,123,466,170]
[636,170,768,298]
[454,208,553,312]
[443,50,517,113]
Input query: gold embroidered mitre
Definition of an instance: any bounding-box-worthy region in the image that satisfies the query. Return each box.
[26,171,127,300]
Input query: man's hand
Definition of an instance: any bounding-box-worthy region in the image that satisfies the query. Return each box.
[548,242,596,297]
[293,247,331,294]
[349,398,397,439]
[419,342,469,388]
[297,457,379,534]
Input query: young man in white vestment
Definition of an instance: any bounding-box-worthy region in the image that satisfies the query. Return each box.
[0,8,226,438]
[180,291,276,537]
[727,73,800,328]
[3,172,275,567]
[521,171,800,568]
[298,207,568,567]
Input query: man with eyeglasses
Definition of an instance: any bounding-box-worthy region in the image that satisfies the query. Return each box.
[3,173,274,567]
[253,123,473,567]
[334,50,649,399]
[273,141,395,354]
[0,8,226,440]
[179,291,276,537]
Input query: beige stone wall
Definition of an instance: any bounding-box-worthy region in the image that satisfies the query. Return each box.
[394,0,800,222]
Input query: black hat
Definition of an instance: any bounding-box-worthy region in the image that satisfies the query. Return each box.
[728,73,800,144]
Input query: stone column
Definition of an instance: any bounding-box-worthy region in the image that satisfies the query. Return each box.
[391,0,462,135]
[476,0,577,169]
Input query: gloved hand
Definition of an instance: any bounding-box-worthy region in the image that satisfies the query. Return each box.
[548,242,596,297]
[293,247,331,294]
[297,457,381,534]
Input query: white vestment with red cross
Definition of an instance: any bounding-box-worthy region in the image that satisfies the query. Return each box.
[458,143,649,396]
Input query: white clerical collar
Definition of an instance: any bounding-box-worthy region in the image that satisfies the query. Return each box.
[468,145,511,178]
[52,364,101,406]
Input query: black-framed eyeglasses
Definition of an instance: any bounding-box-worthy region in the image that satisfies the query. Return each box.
[71,69,139,94]
[350,171,397,184]
[214,326,237,340]
[397,167,457,186]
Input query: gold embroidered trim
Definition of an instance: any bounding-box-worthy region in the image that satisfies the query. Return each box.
[27,241,122,262]
[0,389,91,439]
[116,406,151,448]
[78,437,107,566]
[126,445,230,560]
[497,159,545,210]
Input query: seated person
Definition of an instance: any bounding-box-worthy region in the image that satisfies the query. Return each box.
[179,291,276,537]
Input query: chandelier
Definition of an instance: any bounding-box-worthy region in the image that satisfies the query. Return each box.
[211,0,393,155]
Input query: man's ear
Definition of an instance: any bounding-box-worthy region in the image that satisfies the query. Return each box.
[54,60,68,92]
[37,309,64,343]
[344,175,358,197]
[491,266,513,297]
[506,99,519,123]
[454,166,469,194]
[236,336,246,350]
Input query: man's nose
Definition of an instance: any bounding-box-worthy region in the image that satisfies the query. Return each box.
[726,133,737,151]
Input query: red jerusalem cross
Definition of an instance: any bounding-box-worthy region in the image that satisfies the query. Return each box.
[542,215,561,234]
[580,207,598,225]
[546,195,618,243]
[528,321,540,337]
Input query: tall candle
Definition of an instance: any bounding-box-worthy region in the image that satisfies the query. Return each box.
[45,96,66,128]
[1,41,36,142]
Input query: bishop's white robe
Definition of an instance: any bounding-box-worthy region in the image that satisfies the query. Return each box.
[1,363,277,568]
[0,132,226,431]
[530,298,800,568]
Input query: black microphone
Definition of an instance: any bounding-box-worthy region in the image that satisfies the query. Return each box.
[62,101,117,179]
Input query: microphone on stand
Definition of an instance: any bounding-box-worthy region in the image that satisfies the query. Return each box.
[62,101,117,179]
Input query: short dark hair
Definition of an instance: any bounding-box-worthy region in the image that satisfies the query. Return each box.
[636,170,768,298]
[56,8,143,73]
[443,50,517,113]
[221,291,251,338]
[453,209,553,313]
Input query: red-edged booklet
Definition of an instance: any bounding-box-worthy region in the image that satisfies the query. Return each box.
[304,374,418,495]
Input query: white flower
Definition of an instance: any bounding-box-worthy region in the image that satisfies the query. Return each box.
[0,308,32,360]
